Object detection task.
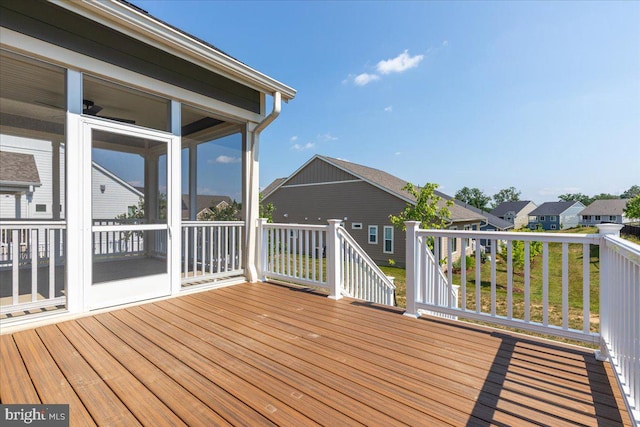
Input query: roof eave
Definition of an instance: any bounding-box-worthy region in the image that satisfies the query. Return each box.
[49,0,296,101]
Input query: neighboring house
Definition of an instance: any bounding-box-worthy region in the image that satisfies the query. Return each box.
[1,137,141,221]
[528,201,585,230]
[262,155,486,266]
[491,201,537,229]
[456,202,514,252]
[579,199,631,226]
[181,194,232,220]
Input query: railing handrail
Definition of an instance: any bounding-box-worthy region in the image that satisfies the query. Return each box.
[417,228,600,244]
[182,220,244,226]
[336,226,396,293]
[262,223,328,231]
[0,221,66,228]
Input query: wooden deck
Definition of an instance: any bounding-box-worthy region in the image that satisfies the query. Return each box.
[0,282,631,426]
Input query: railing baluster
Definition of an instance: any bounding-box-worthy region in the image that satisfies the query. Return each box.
[30,228,38,302]
[562,242,569,330]
[491,239,496,316]
[12,229,19,305]
[475,237,481,314]
[507,241,513,319]
[543,242,549,327]
[524,241,530,322]
[583,242,590,333]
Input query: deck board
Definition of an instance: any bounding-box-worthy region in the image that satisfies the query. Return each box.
[0,281,632,426]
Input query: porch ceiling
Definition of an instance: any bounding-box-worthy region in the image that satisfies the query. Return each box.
[0,282,631,426]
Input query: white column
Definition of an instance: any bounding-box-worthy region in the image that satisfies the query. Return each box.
[404,221,420,318]
[169,100,182,295]
[189,144,197,220]
[327,219,342,300]
[243,123,261,282]
[65,69,84,313]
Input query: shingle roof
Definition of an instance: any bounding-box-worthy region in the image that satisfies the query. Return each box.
[579,199,629,216]
[0,151,41,187]
[490,201,534,217]
[318,156,486,223]
[181,195,232,215]
[455,202,515,230]
[529,201,583,216]
[261,178,287,198]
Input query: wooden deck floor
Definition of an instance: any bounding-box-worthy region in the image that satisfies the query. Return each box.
[0,282,631,426]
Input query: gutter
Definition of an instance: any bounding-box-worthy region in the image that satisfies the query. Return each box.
[254,92,281,135]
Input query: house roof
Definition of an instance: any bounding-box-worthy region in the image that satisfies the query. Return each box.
[182,195,232,215]
[261,177,287,198]
[266,155,486,224]
[455,202,515,230]
[529,201,583,216]
[54,0,296,101]
[579,199,629,216]
[490,201,535,217]
[0,151,41,187]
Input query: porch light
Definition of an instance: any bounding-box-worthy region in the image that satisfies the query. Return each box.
[100,184,106,193]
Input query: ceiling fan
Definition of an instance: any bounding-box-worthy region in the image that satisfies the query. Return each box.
[83,99,135,124]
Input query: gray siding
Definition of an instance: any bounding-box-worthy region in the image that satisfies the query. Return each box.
[265,180,408,266]
[286,158,358,186]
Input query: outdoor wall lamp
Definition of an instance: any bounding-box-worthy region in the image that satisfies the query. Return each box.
[100,185,106,193]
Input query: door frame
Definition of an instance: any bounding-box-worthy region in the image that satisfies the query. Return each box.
[80,117,179,310]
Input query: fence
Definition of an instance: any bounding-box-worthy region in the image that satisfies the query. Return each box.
[0,221,66,314]
[405,221,639,424]
[259,219,396,306]
[181,221,244,284]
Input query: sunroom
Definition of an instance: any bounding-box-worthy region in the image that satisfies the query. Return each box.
[0,0,295,324]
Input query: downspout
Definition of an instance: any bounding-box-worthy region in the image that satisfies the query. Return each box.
[246,92,281,282]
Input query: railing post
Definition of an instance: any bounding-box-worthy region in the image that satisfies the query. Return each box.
[327,219,342,300]
[595,223,623,361]
[257,218,267,282]
[404,221,420,318]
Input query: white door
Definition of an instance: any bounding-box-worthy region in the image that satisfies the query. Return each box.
[83,119,176,309]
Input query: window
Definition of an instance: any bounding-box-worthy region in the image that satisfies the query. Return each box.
[539,216,545,221]
[464,225,471,248]
[550,216,557,222]
[368,226,378,244]
[609,215,617,221]
[352,223,363,230]
[551,224,557,230]
[450,226,458,252]
[35,204,47,212]
[383,226,394,254]
[583,215,591,221]
[595,215,601,221]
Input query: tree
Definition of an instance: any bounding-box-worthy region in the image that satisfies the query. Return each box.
[455,187,491,211]
[621,185,640,199]
[624,196,640,220]
[492,187,521,207]
[389,183,453,231]
[259,193,275,223]
[558,193,593,206]
[592,193,619,201]
[500,227,543,271]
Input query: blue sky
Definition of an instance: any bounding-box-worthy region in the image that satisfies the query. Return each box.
[134,0,639,205]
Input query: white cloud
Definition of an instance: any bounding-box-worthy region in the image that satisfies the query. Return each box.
[354,73,380,86]
[290,135,298,142]
[317,132,338,142]
[442,40,449,47]
[376,50,424,75]
[291,142,315,151]
[384,106,393,112]
[214,155,241,164]
[394,151,402,156]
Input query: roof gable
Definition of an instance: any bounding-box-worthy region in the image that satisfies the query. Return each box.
[530,201,583,215]
[267,154,486,223]
[0,151,41,187]
[491,201,535,216]
[579,199,629,216]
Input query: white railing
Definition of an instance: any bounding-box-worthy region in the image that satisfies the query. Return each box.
[0,221,66,314]
[260,221,327,288]
[93,219,144,256]
[181,221,244,284]
[405,221,601,342]
[598,227,639,425]
[406,221,639,426]
[337,227,396,306]
[259,219,396,306]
